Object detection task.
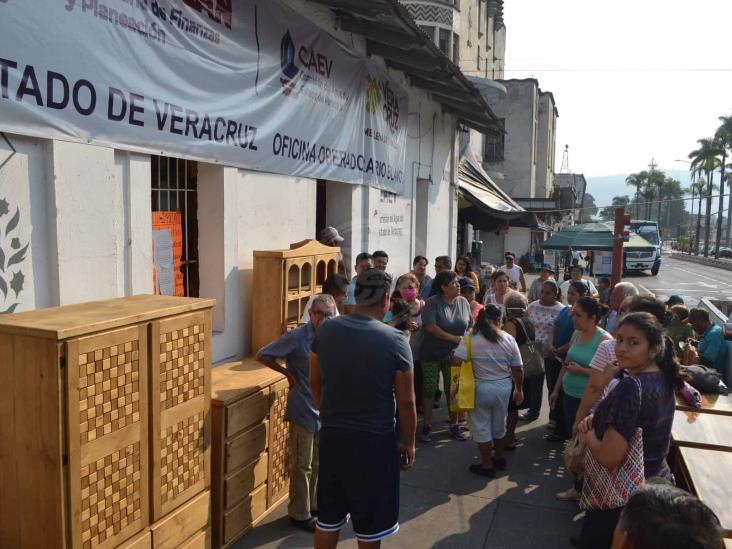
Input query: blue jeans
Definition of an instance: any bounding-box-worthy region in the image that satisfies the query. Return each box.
[563,392,583,492]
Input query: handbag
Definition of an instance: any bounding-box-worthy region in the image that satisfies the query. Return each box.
[563,434,586,478]
[681,341,698,366]
[580,378,645,511]
[515,317,544,378]
[450,334,476,413]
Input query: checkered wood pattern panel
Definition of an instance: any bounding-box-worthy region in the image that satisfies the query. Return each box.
[80,442,142,549]
[269,385,290,500]
[158,324,206,411]
[160,412,206,505]
[78,339,141,443]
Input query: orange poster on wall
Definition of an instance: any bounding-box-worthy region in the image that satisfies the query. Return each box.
[152,211,185,296]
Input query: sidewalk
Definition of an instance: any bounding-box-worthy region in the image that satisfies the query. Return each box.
[234,399,581,549]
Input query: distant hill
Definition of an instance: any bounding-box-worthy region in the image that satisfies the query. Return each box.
[586,169,692,212]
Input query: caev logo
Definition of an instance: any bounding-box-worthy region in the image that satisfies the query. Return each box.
[281,31,299,80]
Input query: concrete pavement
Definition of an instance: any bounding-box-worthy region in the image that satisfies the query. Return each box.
[234,399,580,549]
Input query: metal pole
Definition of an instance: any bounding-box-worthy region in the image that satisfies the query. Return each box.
[611,207,626,287]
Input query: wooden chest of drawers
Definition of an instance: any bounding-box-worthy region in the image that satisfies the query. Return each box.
[211,359,290,548]
[0,295,215,548]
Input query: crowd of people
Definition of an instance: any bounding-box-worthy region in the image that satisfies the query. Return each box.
[255,239,727,549]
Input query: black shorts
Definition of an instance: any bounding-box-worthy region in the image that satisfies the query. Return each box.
[316,427,400,542]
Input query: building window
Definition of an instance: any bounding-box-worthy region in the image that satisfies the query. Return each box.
[477,45,481,70]
[452,32,460,63]
[478,1,484,36]
[418,24,435,42]
[151,156,199,297]
[483,118,505,162]
[438,28,450,56]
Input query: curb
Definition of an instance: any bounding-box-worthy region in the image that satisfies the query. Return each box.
[669,253,732,272]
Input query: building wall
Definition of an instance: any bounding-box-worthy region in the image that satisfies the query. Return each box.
[488,79,538,198]
[536,92,558,200]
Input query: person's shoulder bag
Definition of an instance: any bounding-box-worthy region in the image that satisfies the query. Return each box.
[580,377,645,511]
[514,317,544,378]
[450,334,476,412]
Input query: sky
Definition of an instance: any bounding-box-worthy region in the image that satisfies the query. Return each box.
[504,0,732,177]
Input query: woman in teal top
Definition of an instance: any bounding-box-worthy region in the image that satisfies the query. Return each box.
[549,296,612,501]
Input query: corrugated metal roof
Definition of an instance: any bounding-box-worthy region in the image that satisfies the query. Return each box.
[308,0,504,135]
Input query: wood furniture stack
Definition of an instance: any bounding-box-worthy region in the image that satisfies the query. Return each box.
[0,295,215,549]
[251,239,340,352]
[671,392,732,540]
[210,359,289,548]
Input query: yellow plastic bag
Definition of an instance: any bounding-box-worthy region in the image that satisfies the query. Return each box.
[450,334,475,412]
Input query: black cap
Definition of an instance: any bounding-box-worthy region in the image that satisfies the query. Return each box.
[355,269,392,306]
[665,295,684,307]
[458,276,476,291]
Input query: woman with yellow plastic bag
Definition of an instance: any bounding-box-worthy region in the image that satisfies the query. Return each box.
[453,304,525,478]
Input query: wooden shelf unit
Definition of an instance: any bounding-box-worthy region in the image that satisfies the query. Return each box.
[210,359,290,548]
[251,239,339,352]
[0,295,215,549]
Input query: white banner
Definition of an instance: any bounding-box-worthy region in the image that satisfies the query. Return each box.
[0,0,408,192]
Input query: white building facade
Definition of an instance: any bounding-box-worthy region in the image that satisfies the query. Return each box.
[0,0,503,362]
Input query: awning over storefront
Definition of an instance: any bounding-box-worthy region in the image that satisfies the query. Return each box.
[457,156,538,231]
[310,0,504,135]
[540,223,656,252]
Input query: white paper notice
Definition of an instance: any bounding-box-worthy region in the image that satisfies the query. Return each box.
[152,229,175,296]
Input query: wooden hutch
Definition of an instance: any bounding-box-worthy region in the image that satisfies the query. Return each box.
[0,295,215,549]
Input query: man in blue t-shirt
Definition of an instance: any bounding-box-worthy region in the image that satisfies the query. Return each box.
[689,308,728,375]
[257,294,337,532]
[310,269,416,547]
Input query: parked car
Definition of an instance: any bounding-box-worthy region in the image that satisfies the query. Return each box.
[718,247,732,258]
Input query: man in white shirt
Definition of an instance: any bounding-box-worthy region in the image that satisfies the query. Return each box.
[501,252,526,292]
[558,265,598,304]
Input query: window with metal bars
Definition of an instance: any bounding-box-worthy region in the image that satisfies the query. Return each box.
[483,119,505,163]
[151,156,199,297]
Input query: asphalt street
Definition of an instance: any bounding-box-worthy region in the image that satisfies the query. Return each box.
[624,255,732,308]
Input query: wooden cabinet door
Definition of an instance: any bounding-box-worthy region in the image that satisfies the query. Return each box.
[267,378,290,507]
[150,311,211,520]
[66,325,149,549]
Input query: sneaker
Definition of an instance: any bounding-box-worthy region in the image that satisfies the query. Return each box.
[291,517,317,532]
[518,410,539,422]
[449,424,468,441]
[420,424,432,442]
[555,488,581,502]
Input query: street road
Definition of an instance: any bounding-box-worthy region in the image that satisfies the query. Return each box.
[624,256,732,308]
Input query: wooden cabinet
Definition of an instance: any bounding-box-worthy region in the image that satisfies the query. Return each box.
[211,359,290,548]
[0,295,215,549]
[251,239,340,352]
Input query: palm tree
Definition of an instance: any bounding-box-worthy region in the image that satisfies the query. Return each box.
[625,172,647,219]
[647,169,666,225]
[641,184,656,220]
[689,138,721,256]
[713,124,730,257]
[717,114,732,248]
[691,178,706,255]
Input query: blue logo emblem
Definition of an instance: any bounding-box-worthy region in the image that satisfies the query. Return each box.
[280,31,299,79]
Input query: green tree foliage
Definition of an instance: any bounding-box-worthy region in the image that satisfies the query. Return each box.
[600,195,630,220]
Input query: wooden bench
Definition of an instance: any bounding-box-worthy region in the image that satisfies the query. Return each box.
[676,392,732,416]
[675,447,732,539]
[671,409,732,452]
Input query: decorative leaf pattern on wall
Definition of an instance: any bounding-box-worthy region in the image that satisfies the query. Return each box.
[0,133,28,314]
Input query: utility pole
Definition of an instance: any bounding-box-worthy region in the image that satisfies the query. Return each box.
[648,158,659,223]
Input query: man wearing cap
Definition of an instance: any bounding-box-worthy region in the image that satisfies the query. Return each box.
[310,269,416,547]
[501,252,526,292]
[528,264,555,302]
[665,295,684,308]
[459,276,483,323]
[558,265,599,305]
[318,226,347,277]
